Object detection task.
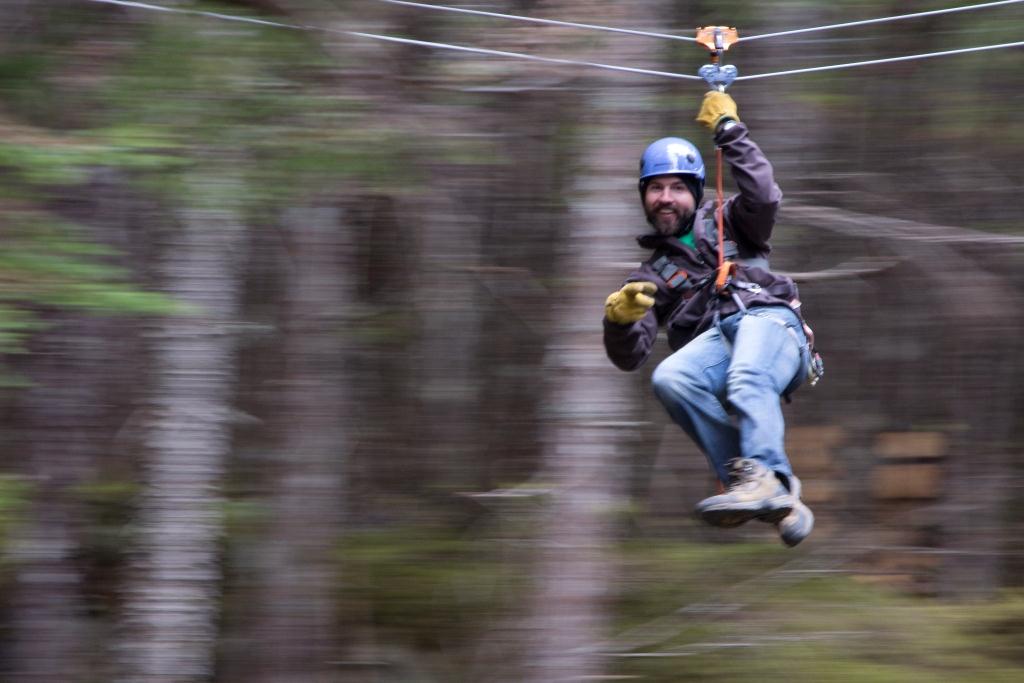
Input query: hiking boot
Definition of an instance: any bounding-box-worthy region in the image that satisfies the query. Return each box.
[695,458,794,528]
[777,500,814,547]
[775,474,814,547]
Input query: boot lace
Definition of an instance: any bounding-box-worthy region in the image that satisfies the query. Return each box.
[725,459,766,492]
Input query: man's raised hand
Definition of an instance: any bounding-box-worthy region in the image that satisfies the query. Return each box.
[696,91,739,132]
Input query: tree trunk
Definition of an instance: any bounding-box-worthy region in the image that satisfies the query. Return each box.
[521,116,636,683]
[522,3,670,678]
[6,320,102,682]
[249,205,350,682]
[116,173,247,682]
[6,169,146,682]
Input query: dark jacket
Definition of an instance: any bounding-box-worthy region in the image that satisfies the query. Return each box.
[604,122,801,372]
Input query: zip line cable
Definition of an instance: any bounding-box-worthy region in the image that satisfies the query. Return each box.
[371,0,1023,44]
[87,0,1023,84]
[88,0,312,29]
[346,32,703,80]
[370,0,1022,45]
[87,0,702,80]
[373,0,696,43]
[742,0,1024,41]
[737,40,1024,80]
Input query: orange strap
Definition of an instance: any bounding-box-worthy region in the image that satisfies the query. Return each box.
[714,146,733,292]
[715,260,736,290]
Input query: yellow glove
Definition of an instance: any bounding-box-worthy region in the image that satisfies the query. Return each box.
[696,91,739,131]
[605,281,657,324]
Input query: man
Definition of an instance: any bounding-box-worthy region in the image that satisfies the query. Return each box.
[602,91,816,547]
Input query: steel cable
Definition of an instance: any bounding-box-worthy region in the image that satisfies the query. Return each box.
[86,1,1024,83]
[373,0,696,43]
[372,0,1023,45]
[737,40,1024,80]
[743,0,1023,41]
[87,0,701,80]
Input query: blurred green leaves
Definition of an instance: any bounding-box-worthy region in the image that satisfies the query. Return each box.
[613,542,1024,682]
[0,476,31,555]
[0,1,411,368]
[95,4,413,202]
[338,525,522,647]
[0,137,187,187]
[0,214,181,357]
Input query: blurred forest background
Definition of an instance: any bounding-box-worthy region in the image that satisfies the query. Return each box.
[1,1,1023,681]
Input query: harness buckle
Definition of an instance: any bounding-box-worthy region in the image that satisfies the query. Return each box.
[731,280,762,294]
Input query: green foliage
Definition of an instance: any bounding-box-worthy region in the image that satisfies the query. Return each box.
[0,215,181,356]
[92,3,414,204]
[327,532,1024,680]
[0,46,66,124]
[0,138,186,187]
[0,307,44,355]
[0,477,32,561]
[338,526,522,649]
[971,597,1024,667]
[2,1,415,206]
[72,479,140,561]
[614,539,792,630]
[611,541,1024,682]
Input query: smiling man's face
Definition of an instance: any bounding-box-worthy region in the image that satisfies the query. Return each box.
[642,175,696,236]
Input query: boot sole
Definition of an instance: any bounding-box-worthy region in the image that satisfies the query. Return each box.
[697,499,793,529]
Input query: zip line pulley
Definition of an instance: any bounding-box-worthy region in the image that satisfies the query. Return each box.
[694,27,740,289]
[696,26,739,91]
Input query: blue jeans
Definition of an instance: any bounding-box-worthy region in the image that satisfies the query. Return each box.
[651,305,808,485]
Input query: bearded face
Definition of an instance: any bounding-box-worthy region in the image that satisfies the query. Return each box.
[643,175,697,236]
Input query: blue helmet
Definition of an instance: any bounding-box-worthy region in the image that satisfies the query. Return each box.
[638,137,705,202]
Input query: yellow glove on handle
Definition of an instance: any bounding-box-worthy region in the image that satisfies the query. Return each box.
[696,91,739,131]
[605,281,657,324]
